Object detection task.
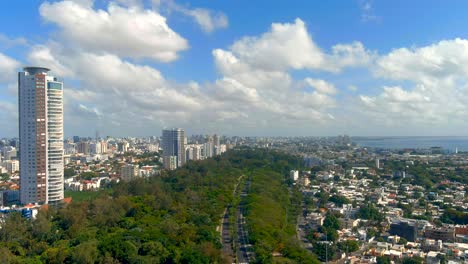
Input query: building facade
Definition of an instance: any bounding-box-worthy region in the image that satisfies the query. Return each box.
[19,67,64,204]
[162,128,185,169]
[389,220,418,242]
[120,164,139,182]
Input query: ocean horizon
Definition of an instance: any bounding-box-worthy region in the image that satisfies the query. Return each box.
[352,136,468,151]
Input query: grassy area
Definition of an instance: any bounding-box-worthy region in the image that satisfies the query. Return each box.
[64,190,103,202]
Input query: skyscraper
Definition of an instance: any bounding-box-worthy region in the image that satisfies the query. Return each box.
[162,128,185,169]
[19,67,64,205]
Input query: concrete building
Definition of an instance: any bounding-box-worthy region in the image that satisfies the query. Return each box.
[186,147,194,161]
[290,170,299,182]
[117,141,129,153]
[76,141,90,155]
[100,140,108,154]
[163,156,178,170]
[89,141,101,155]
[213,134,220,146]
[425,227,455,242]
[192,145,202,160]
[120,164,139,182]
[1,146,17,160]
[19,67,64,204]
[389,220,418,242]
[204,142,214,158]
[1,160,19,174]
[162,128,185,169]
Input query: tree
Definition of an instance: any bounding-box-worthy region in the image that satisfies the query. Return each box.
[312,242,335,262]
[71,240,99,264]
[0,173,10,182]
[64,168,75,178]
[402,256,424,264]
[337,240,360,253]
[398,237,408,245]
[0,247,16,263]
[323,214,340,230]
[329,195,351,206]
[79,171,98,180]
[376,256,391,264]
[357,203,384,222]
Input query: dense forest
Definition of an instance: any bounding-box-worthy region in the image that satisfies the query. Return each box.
[0,147,318,263]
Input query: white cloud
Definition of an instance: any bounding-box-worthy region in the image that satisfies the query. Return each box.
[155,0,228,33]
[304,78,337,95]
[28,44,74,77]
[226,18,372,72]
[209,19,346,126]
[0,34,28,49]
[0,53,20,83]
[376,38,468,83]
[359,39,468,127]
[229,18,326,71]
[0,100,18,136]
[186,8,228,33]
[330,41,375,69]
[39,1,188,62]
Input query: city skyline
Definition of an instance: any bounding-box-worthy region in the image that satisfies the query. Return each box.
[1,1,468,137]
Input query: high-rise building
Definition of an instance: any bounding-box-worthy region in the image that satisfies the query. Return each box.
[100,140,108,154]
[213,134,220,146]
[19,67,64,204]
[76,141,90,155]
[120,164,139,182]
[203,142,214,158]
[162,128,185,169]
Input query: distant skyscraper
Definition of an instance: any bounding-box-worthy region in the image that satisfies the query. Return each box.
[213,134,220,146]
[19,67,64,204]
[162,128,185,169]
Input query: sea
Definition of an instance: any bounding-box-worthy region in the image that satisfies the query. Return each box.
[352,136,468,152]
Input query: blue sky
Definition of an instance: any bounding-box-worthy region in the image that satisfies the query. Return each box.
[1,0,468,137]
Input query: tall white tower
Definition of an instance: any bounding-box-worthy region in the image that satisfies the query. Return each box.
[19,67,64,205]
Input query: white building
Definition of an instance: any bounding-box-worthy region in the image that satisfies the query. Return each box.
[2,160,19,174]
[19,67,64,204]
[290,170,299,182]
[186,147,194,161]
[204,142,214,158]
[120,164,139,182]
[100,140,108,154]
[89,141,101,155]
[163,156,178,170]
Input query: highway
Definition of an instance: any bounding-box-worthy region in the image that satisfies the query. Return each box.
[219,175,255,263]
[236,177,254,264]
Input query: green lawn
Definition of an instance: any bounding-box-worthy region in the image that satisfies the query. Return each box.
[64,190,103,202]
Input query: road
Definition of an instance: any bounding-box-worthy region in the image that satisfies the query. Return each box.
[236,177,253,264]
[221,206,234,258]
[296,201,314,251]
[219,175,244,263]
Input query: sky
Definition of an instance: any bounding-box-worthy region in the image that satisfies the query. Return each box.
[1,0,468,137]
